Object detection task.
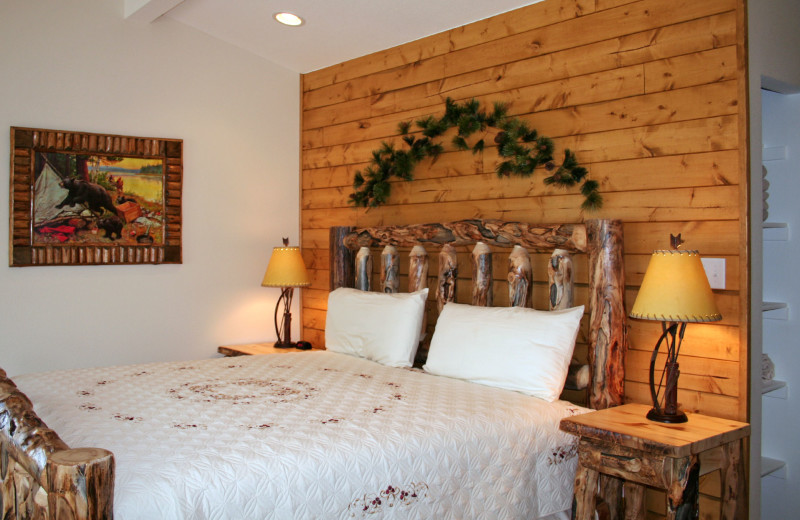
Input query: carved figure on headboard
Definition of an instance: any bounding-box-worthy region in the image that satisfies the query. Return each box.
[57,177,117,216]
[439,267,457,308]
[548,249,574,310]
[437,243,458,312]
[508,245,532,307]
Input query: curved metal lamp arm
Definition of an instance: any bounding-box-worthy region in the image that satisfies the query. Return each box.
[647,321,688,423]
[648,322,677,415]
[273,287,294,347]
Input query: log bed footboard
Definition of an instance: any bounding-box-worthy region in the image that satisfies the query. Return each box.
[0,369,114,520]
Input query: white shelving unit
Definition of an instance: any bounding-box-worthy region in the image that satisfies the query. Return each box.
[761,226,789,483]
[763,222,789,241]
[759,90,800,520]
[761,379,788,399]
[762,301,788,320]
[762,456,787,479]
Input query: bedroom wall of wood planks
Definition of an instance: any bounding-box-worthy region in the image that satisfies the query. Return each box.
[300,0,748,423]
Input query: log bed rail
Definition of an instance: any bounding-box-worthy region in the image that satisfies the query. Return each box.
[0,218,625,519]
[330,218,627,411]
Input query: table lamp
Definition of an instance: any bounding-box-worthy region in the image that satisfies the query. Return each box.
[629,234,721,423]
[261,238,311,348]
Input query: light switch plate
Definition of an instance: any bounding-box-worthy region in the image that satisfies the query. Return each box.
[701,257,726,290]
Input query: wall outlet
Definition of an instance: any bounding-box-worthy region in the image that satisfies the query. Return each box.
[701,257,726,290]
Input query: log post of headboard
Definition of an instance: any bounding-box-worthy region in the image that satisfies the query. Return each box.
[380,245,400,293]
[585,219,627,520]
[470,242,492,306]
[585,219,627,410]
[355,248,372,291]
[330,219,626,411]
[329,226,354,290]
[509,245,532,308]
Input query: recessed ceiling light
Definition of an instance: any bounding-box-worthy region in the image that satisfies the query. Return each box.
[274,12,304,26]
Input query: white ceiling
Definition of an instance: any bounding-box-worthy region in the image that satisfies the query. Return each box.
[126,0,541,73]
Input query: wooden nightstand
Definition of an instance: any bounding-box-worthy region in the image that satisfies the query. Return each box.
[560,403,749,520]
[218,342,314,357]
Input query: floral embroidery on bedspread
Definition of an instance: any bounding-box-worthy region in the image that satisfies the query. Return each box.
[167,377,319,404]
[172,423,207,430]
[112,413,142,422]
[71,361,408,431]
[347,483,430,518]
[547,442,578,466]
[245,423,272,430]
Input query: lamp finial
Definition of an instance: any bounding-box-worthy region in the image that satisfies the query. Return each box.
[282,237,289,246]
[670,233,684,249]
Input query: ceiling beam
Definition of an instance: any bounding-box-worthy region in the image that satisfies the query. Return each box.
[124,0,185,23]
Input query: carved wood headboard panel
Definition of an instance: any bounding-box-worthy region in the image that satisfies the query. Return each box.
[329,219,627,410]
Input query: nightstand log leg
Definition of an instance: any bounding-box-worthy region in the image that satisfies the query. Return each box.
[623,482,645,520]
[720,439,746,520]
[573,462,599,520]
[599,475,623,520]
[666,455,699,520]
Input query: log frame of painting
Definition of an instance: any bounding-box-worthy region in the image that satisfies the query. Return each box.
[9,127,182,266]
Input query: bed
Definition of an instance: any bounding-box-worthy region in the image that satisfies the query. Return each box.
[0,218,627,520]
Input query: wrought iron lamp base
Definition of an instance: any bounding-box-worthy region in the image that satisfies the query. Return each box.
[646,407,688,423]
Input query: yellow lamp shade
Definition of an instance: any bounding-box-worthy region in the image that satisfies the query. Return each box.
[261,247,310,288]
[630,250,721,323]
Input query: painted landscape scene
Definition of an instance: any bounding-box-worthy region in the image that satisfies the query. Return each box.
[33,151,165,246]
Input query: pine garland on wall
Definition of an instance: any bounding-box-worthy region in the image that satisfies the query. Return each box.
[350,98,602,211]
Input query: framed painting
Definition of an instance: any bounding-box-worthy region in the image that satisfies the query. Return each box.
[9,127,182,266]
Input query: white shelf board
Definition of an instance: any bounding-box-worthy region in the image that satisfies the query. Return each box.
[762,379,788,399]
[762,301,789,320]
[762,457,787,479]
[763,222,789,241]
[763,146,787,162]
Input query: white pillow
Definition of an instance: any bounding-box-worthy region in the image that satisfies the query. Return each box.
[325,287,429,367]
[423,303,584,401]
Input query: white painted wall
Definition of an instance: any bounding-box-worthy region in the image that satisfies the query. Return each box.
[0,0,300,376]
[761,90,800,520]
[748,0,800,93]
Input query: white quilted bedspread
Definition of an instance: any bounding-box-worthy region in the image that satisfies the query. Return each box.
[15,351,587,520]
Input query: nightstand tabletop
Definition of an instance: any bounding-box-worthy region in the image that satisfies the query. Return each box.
[218,342,313,356]
[560,403,750,457]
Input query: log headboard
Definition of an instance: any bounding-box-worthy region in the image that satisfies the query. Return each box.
[329,218,627,410]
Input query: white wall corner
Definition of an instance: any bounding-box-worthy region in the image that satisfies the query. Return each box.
[124,0,184,22]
